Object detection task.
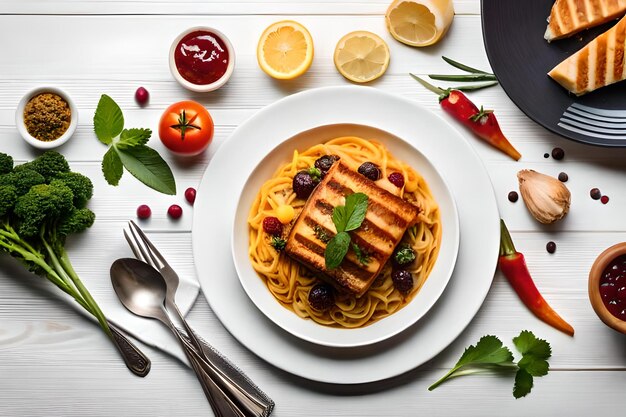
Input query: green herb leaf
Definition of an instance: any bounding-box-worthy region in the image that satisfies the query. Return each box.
[352,243,370,265]
[343,193,368,232]
[325,231,350,269]
[270,236,286,251]
[117,128,152,150]
[513,330,552,359]
[513,369,533,399]
[313,225,331,243]
[115,145,176,195]
[307,167,322,182]
[102,147,123,186]
[428,335,514,391]
[93,94,124,145]
[517,355,549,377]
[394,243,416,265]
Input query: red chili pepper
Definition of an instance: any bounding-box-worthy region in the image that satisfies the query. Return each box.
[411,75,521,161]
[499,219,574,336]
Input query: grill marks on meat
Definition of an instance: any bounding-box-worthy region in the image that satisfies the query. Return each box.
[285,161,421,297]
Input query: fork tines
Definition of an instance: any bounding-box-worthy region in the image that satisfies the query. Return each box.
[559,103,626,140]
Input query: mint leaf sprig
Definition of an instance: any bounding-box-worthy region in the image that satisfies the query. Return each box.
[94,94,176,195]
[429,330,552,399]
[324,193,368,269]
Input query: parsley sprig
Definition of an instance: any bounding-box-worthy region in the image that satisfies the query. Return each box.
[429,330,551,399]
[94,94,176,195]
[324,193,368,269]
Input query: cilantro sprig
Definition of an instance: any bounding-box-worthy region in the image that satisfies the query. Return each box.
[429,330,552,399]
[94,94,176,195]
[324,193,368,269]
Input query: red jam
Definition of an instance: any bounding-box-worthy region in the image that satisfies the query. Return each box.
[174,30,229,85]
[599,254,626,321]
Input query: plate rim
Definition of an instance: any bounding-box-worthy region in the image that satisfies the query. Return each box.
[192,85,500,383]
[230,122,461,348]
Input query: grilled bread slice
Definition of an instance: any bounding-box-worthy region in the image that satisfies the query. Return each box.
[548,14,626,95]
[285,161,421,297]
[545,0,626,42]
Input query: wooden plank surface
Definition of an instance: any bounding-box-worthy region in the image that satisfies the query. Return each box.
[1,1,625,416]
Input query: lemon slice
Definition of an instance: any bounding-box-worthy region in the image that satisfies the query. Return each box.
[385,0,454,47]
[257,20,314,80]
[333,31,390,83]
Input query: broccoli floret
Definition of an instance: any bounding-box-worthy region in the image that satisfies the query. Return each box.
[51,172,94,208]
[58,208,95,239]
[15,151,70,182]
[0,153,13,174]
[0,169,46,196]
[13,182,74,237]
[0,185,17,217]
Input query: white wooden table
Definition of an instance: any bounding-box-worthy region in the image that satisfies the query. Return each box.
[1,1,625,416]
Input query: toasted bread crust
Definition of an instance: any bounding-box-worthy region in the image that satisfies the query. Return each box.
[285,161,420,297]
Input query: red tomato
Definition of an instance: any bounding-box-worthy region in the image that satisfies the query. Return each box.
[159,101,214,155]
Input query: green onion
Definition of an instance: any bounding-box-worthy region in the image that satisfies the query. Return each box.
[442,56,491,74]
[428,73,497,82]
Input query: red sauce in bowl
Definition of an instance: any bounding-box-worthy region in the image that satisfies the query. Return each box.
[599,254,626,321]
[174,30,230,85]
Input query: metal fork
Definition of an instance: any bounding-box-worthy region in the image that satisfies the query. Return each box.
[559,103,626,140]
[124,221,274,417]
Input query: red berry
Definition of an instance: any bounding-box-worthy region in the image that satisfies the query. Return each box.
[135,87,149,105]
[388,172,405,188]
[601,195,610,204]
[185,187,197,205]
[262,216,283,235]
[136,204,151,219]
[168,204,183,219]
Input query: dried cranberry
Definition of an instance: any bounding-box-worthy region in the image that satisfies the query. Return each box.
[262,216,283,235]
[551,147,565,160]
[168,204,183,219]
[358,162,381,181]
[508,191,519,202]
[314,155,338,175]
[392,270,414,295]
[308,284,335,311]
[601,195,610,204]
[292,171,317,199]
[136,204,151,219]
[388,172,405,188]
[590,188,601,200]
[546,241,556,254]
[184,187,197,205]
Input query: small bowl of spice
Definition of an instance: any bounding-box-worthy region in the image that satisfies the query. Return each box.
[169,26,235,92]
[16,86,77,149]
[589,242,626,335]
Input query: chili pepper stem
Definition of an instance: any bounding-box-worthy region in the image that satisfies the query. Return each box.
[499,219,516,256]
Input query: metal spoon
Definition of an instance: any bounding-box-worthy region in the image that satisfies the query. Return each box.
[110,258,242,417]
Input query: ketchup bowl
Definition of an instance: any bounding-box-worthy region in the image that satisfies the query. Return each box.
[169,27,235,92]
[589,242,626,335]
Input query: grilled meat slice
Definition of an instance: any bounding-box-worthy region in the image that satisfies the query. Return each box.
[548,14,626,95]
[545,0,626,42]
[285,161,421,297]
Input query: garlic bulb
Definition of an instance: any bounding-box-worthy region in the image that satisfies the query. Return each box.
[517,170,571,224]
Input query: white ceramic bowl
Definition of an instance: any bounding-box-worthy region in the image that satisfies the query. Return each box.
[15,86,78,149]
[231,123,460,348]
[169,26,235,92]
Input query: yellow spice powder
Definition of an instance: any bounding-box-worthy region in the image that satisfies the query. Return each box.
[23,93,71,142]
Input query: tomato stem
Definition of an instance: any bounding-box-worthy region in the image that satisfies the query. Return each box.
[170,109,201,141]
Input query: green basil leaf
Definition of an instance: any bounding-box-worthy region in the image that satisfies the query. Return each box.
[117,128,152,150]
[102,146,123,186]
[94,94,124,145]
[344,193,368,232]
[332,205,348,232]
[325,231,350,269]
[115,145,176,195]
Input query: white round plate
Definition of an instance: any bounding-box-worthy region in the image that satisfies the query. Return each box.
[231,123,460,348]
[193,86,499,384]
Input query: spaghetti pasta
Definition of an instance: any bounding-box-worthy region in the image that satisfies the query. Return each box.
[248,136,441,328]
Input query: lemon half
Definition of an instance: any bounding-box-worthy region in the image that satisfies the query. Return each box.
[257,20,314,80]
[333,31,390,83]
[385,0,454,47]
